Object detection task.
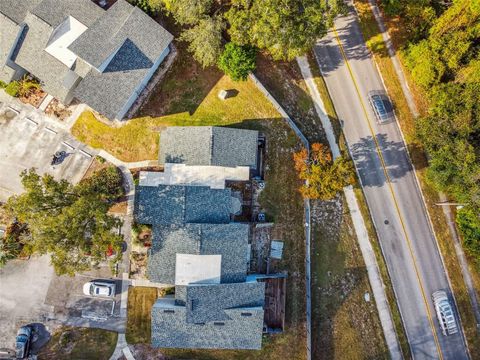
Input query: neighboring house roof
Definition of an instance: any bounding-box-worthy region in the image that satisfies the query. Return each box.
[159,127,259,168]
[146,223,249,284]
[0,0,42,25]
[0,14,20,81]
[134,184,232,226]
[12,12,80,101]
[0,0,173,120]
[70,1,173,119]
[151,282,265,349]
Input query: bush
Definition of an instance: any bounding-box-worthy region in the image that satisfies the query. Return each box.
[218,43,257,81]
[456,207,480,269]
[5,81,20,97]
[0,80,7,89]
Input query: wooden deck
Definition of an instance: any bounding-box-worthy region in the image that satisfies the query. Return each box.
[259,276,286,332]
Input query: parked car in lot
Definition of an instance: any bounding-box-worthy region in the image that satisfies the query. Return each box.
[367,90,395,124]
[15,326,32,359]
[432,290,458,336]
[83,280,116,298]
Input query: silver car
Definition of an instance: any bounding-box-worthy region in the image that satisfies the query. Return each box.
[368,90,395,124]
[432,290,458,336]
[83,281,116,298]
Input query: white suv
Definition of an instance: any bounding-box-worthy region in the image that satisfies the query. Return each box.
[83,280,116,298]
[432,290,458,336]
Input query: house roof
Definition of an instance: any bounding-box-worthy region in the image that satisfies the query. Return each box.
[0,0,173,119]
[159,127,259,168]
[146,223,249,284]
[134,184,233,226]
[183,282,265,324]
[0,0,42,25]
[70,0,173,119]
[151,282,265,349]
[0,14,20,68]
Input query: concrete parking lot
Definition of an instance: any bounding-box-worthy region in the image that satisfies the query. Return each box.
[0,101,95,201]
[0,255,54,349]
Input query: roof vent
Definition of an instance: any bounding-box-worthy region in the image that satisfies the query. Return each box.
[213,322,225,326]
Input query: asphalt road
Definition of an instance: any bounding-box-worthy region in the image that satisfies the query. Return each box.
[313,3,469,360]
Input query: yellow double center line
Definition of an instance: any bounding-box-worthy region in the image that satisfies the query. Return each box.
[331,25,444,359]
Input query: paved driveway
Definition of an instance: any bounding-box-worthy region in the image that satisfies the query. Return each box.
[0,101,95,202]
[0,255,54,349]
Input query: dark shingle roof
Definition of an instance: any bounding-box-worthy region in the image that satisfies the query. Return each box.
[184,282,265,324]
[151,282,265,349]
[146,223,249,284]
[159,127,258,168]
[134,185,232,226]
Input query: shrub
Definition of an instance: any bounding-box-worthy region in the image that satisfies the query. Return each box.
[0,80,7,89]
[5,81,20,97]
[456,207,480,269]
[218,43,257,81]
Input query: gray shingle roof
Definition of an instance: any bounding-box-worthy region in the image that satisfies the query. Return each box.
[159,127,259,168]
[70,0,173,119]
[151,282,265,350]
[30,0,103,28]
[12,12,75,101]
[184,282,265,324]
[69,0,172,68]
[134,185,232,226]
[0,0,172,120]
[0,14,20,68]
[147,223,249,284]
[0,0,42,25]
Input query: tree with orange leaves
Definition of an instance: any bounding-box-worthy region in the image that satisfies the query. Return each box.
[293,143,354,200]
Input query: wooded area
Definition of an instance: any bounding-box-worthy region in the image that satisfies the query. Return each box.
[383,0,480,268]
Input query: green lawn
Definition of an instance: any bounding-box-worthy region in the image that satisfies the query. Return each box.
[126,286,159,344]
[72,75,280,162]
[39,327,117,360]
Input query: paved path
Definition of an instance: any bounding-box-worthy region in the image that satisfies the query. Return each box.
[368,0,480,334]
[313,2,469,358]
[297,55,402,360]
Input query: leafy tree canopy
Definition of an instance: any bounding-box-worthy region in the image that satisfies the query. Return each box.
[218,43,257,81]
[179,16,225,68]
[293,143,355,200]
[163,0,213,25]
[4,167,124,275]
[226,0,343,61]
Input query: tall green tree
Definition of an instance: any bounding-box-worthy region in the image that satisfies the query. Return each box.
[163,0,213,25]
[180,16,225,68]
[5,167,124,275]
[226,0,343,61]
[218,43,257,81]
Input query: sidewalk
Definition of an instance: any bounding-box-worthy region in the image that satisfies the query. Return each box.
[296,55,402,360]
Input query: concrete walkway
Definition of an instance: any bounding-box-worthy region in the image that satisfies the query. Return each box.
[296,55,402,360]
[368,0,480,333]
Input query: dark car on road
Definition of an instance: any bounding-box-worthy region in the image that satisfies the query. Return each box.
[15,326,32,359]
[368,90,395,124]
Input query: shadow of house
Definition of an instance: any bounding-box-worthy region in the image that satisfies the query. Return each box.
[103,39,153,73]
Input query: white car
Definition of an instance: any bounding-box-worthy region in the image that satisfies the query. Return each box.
[432,290,458,336]
[83,281,116,298]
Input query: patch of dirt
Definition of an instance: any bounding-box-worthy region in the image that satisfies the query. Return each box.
[19,87,46,108]
[129,252,148,279]
[45,98,72,121]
